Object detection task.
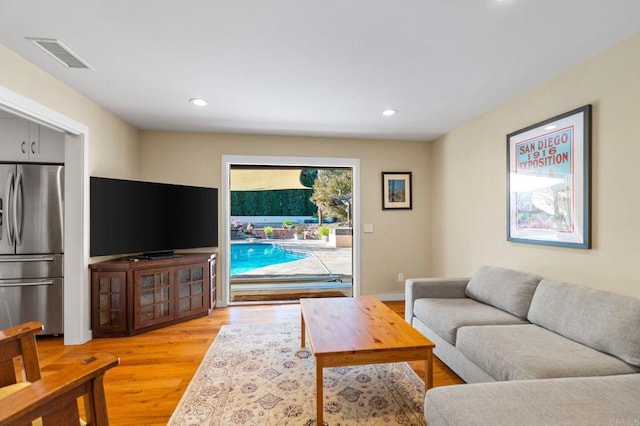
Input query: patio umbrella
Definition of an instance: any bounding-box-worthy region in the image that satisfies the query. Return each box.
[332,194,352,223]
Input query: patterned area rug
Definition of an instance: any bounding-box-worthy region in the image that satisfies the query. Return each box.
[169,323,426,425]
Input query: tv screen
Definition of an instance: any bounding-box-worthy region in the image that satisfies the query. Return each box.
[90,177,218,257]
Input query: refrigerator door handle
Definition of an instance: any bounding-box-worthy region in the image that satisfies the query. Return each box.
[0,256,56,263]
[0,279,55,287]
[0,178,4,239]
[13,172,23,246]
[5,172,15,245]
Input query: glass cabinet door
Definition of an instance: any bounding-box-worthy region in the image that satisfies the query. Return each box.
[92,271,127,333]
[175,264,210,318]
[133,268,173,329]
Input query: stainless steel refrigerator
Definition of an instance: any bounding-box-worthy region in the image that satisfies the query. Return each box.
[0,164,64,335]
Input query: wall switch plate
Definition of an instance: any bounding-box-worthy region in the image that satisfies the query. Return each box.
[363,224,374,233]
[397,272,404,282]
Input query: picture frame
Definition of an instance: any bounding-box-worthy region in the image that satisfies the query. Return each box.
[382,172,412,210]
[507,105,591,248]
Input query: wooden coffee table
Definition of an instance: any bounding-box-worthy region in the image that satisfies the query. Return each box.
[300,295,435,425]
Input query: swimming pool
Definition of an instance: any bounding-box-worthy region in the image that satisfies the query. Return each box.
[230,243,308,276]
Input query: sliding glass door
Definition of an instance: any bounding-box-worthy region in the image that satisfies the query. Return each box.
[221,156,360,305]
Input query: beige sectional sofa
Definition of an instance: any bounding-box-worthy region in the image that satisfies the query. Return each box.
[405,265,640,425]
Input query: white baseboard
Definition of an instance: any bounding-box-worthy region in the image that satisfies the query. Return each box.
[374,293,405,301]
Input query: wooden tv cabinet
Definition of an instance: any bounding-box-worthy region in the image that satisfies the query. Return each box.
[90,253,216,337]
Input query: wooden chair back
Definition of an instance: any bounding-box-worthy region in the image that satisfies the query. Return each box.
[0,321,43,387]
[0,321,119,426]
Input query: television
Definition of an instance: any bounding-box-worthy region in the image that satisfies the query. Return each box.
[90,177,218,257]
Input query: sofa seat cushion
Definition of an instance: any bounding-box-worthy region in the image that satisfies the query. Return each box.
[413,298,529,346]
[424,374,640,426]
[457,324,639,381]
[528,279,640,367]
[465,265,542,319]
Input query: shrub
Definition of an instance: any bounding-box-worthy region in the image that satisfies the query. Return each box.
[263,226,274,235]
[318,225,330,237]
[231,189,315,216]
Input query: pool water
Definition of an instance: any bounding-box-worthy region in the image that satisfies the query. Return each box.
[230,243,308,276]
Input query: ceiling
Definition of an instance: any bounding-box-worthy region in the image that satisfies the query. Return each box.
[0,1,638,141]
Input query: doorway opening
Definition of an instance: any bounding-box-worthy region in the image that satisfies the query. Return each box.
[221,155,360,305]
[1,86,90,344]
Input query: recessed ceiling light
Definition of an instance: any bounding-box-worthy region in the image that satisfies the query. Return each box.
[189,98,208,107]
[382,109,397,116]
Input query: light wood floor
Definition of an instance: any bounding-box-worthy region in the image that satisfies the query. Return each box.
[35,301,464,426]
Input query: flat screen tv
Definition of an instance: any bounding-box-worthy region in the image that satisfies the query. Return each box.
[90,177,218,257]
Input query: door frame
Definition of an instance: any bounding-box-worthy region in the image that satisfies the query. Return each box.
[221,155,360,306]
[0,84,90,345]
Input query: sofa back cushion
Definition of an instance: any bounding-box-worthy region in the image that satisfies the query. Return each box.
[465,265,542,319]
[528,280,640,367]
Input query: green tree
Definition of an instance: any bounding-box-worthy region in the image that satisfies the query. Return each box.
[310,169,352,224]
[300,169,318,188]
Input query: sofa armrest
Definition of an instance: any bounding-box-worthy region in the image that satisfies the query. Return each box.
[405,277,470,323]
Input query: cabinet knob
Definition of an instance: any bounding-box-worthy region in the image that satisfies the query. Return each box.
[31,141,37,154]
[21,141,27,154]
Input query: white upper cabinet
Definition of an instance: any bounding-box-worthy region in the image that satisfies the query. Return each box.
[0,112,65,163]
[31,122,65,163]
[0,116,29,161]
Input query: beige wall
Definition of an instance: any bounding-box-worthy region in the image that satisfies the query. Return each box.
[430,33,640,298]
[0,43,143,341]
[139,132,432,297]
[0,43,140,179]
[5,29,638,301]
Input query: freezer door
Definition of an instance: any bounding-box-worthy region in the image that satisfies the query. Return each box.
[0,254,63,279]
[15,164,64,254]
[0,164,17,255]
[0,277,63,335]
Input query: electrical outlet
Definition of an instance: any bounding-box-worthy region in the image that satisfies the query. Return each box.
[397,272,404,282]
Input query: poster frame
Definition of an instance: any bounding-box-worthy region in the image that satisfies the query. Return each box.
[506,105,591,249]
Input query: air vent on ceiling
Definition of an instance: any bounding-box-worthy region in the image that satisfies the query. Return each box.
[26,37,92,69]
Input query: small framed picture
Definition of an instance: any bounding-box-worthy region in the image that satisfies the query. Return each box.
[382,172,412,210]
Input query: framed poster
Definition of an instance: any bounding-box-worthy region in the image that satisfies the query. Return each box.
[382,172,412,210]
[507,105,591,248]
